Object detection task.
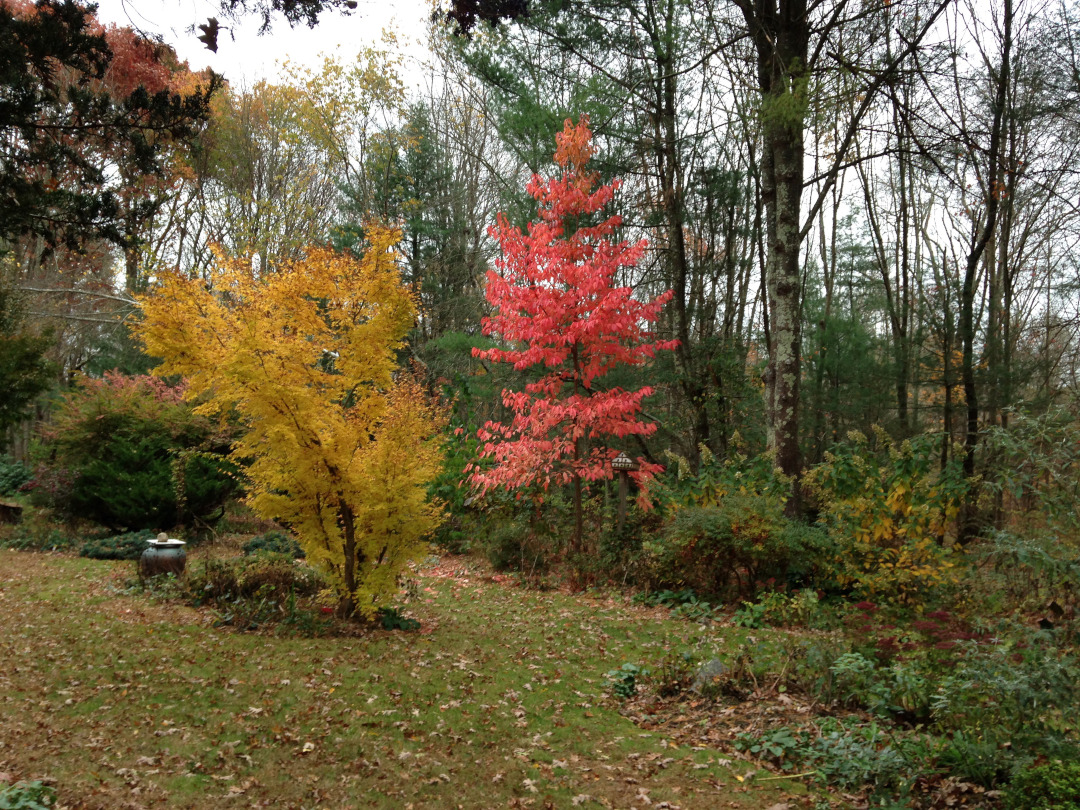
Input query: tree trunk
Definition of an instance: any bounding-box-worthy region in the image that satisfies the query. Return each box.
[339,500,360,615]
[959,0,1013,542]
[740,0,810,512]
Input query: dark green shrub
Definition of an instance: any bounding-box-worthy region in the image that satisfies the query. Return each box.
[800,718,915,794]
[427,425,480,554]
[242,530,304,558]
[937,731,1015,789]
[80,529,155,560]
[642,494,827,599]
[181,555,329,634]
[1004,760,1080,810]
[929,634,1078,764]
[0,456,31,496]
[378,606,420,631]
[30,373,238,531]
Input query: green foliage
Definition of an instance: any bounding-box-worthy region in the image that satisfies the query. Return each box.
[828,652,879,707]
[732,600,767,629]
[979,529,1080,620]
[937,731,1015,788]
[642,495,827,599]
[32,373,236,531]
[632,587,700,608]
[930,633,1078,751]
[427,423,482,554]
[0,780,56,810]
[759,66,810,136]
[799,718,915,794]
[657,445,792,509]
[800,224,896,461]
[0,507,76,552]
[377,606,420,632]
[746,588,823,628]
[0,456,31,496]
[810,628,1079,785]
[180,554,330,633]
[734,727,801,769]
[242,530,304,558]
[807,430,966,604]
[984,405,1080,534]
[634,587,723,622]
[1004,760,1080,810]
[670,599,723,623]
[605,662,647,699]
[80,529,155,560]
[0,288,55,438]
[480,498,562,580]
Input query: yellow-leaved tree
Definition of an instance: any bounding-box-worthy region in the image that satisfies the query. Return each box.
[136,227,444,617]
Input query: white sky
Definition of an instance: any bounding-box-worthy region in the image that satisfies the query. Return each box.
[91,0,433,87]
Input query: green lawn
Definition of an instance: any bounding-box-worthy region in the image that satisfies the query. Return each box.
[0,549,821,809]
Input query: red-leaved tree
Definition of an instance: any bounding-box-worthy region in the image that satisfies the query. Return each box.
[468,115,677,550]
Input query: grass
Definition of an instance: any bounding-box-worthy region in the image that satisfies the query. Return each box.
[0,549,821,809]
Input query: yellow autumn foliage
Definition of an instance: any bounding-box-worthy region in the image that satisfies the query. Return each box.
[806,429,965,605]
[136,227,445,617]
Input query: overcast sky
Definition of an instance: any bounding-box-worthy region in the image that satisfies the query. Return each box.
[91,0,432,86]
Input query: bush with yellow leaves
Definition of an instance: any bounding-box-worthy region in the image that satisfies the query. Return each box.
[807,429,966,604]
[136,228,445,618]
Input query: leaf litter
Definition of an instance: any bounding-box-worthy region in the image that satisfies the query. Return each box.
[0,549,822,808]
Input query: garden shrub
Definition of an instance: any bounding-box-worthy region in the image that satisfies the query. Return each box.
[984,405,1080,535]
[806,429,966,604]
[929,632,1078,753]
[937,731,1015,788]
[427,425,481,554]
[0,456,31,496]
[979,528,1080,616]
[80,529,156,560]
[799,718,915,795]
[656,444,792,509]
[483,517,552,577]
[1004,760,1080,810]
[642,494,826,599]
[242,530,304,558]
[30,373,237,531]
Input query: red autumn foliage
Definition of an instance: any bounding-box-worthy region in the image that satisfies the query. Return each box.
[468,115,677,505]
